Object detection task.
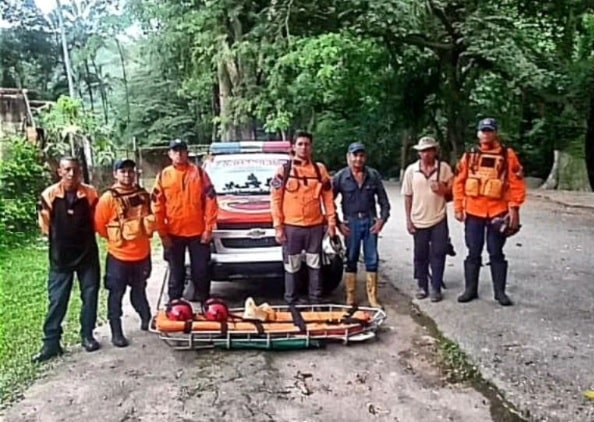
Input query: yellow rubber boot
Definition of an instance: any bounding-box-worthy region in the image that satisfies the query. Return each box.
[344,272,357,306]
[366,272,383,308]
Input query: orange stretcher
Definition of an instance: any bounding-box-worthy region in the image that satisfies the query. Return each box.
[150,269,387,351]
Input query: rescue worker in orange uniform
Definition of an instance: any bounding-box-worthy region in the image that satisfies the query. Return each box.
[270,131,337,305]
[151,139,218,305]
[33,157,101,363]
[453,118,526,306]
[95,159,154,347]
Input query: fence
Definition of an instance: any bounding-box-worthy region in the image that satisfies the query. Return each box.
[91,144,211,191]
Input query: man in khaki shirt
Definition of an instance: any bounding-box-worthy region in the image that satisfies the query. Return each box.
[402,137,454,302]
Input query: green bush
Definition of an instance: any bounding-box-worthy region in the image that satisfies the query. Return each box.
[0,137,50,247]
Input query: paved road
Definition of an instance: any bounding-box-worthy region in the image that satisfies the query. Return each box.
[380,183,594,422]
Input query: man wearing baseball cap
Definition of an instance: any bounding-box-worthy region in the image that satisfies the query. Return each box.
[332,141,391,308]
[401,136,454,302]
[453,118,526,306]
[95,158,155,347]
[151,139,218,305]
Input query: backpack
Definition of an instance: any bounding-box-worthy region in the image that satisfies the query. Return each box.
[435,161,453,203]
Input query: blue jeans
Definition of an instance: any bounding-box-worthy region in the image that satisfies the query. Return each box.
[465,214,507,266]
[345,217,379,273]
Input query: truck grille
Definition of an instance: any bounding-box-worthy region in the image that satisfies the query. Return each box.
[221,237,278,248]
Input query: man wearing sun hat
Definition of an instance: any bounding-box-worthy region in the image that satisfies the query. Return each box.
[332,141,391,308]
[401,136,454,302]
[95,158,154,347]
[453,118,526,306]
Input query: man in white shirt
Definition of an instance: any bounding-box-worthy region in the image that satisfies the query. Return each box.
[401,137,454,302]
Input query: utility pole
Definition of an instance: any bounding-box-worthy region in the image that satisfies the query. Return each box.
[55,0,75,99]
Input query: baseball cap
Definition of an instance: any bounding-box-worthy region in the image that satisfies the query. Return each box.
[113,158,136,171]
[412,136,439,151]
[169,139,188,150]
[347,142,366,153]
[477,118,498,131]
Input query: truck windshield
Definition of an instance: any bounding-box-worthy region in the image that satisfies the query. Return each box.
[206,158,289,195]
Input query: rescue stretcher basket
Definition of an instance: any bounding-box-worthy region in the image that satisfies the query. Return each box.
[150,268,387,351]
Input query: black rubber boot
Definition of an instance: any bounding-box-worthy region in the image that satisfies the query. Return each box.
[458,260,480,303]
[110,319,129,348]
[31,343,64,364]
[140,312,152,331]
[491,260,512,306]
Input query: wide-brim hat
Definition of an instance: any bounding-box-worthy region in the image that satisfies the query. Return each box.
[412,136,439,151]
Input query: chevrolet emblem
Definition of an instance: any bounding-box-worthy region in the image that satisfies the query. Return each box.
[247,229,266,239]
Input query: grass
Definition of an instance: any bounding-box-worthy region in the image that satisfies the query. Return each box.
[437,337,480,383]
[0,237,109,407]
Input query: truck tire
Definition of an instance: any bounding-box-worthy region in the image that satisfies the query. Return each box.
[296,255,344,297]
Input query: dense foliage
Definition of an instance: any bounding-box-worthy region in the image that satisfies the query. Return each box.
[0,137,50,247]
[1,0,594,187]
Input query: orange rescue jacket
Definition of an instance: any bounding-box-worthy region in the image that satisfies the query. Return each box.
[151,163,218,238]
[453,143,526,218]
[270,160,336,228]
[95,184,154,261]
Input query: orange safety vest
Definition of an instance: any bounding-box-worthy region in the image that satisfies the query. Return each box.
[95,185,154,261]
[453,144,526,218]
[270,160,336,228]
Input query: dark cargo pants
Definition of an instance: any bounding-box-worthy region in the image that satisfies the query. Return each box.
[104,254,152,322]
[42,254,100,346]
[465,214,507,266]
[413,218,449,293]
[167,234,211,302]
[283,224,324,304]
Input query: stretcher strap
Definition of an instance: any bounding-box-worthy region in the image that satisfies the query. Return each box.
[289,304,307,333]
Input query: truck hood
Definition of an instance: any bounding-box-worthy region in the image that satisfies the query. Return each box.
[216,194,273,225]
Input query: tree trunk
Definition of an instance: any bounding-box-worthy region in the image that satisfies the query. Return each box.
[585,83,594,190]
[558,140,592,191]
[443,58,466,161]
[91,60,109,124]
[217,60,233,141]
[540,150,560,190]
[115,39,131,128]
[83,60,95,113]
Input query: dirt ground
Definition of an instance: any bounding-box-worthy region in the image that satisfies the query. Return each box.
[1,250,497,422]
[3,185,592,422]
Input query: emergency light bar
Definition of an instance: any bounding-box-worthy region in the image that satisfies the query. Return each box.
[209,141,291,155]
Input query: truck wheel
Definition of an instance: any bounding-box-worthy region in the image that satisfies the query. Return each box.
[296,256,344,296]
[321,255,343,296]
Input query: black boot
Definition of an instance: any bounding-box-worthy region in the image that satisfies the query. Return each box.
[458,260,480,303]
[81,335,100,352]
[31,343,64,364]
[109,319,129,348]
[491,260,513,306]
[140,310,152,331]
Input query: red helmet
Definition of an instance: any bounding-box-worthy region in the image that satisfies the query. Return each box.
[165,299,194,321]
[202,298,229,322]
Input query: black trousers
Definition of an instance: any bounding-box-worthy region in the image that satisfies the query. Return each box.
[43,253,100,345]
[167,235,211,302]
[413,218,449,293]
[104,254,151,322]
